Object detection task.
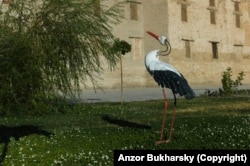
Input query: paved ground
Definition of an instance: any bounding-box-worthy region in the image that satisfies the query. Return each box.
[75,86,212,103]
[77,84,250,103]
[79,88,175,103]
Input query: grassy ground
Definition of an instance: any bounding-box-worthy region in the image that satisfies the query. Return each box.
[0,96,250,165]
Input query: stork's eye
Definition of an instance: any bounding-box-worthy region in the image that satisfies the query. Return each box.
[163,39,167,44]
[159,37,167,45]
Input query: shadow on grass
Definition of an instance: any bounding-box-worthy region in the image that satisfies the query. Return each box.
[102,115,151,129]
[0,125,53,164]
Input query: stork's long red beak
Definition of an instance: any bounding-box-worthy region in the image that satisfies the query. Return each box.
[147,31,159,40]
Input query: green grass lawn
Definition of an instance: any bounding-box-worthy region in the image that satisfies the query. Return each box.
[0,96,250,165]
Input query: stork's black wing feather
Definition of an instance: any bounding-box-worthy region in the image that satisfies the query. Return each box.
[150,70,195,99]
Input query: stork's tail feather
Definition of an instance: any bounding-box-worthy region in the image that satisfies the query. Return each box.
[170,73,195,99]
[151,70,195,99]
[178,78,195,99]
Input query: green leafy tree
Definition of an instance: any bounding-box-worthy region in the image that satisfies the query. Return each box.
[0,0,124,113]
[112,38,131,55]
[221,67,245,95]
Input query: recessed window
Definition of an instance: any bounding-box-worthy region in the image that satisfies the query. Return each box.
[234,44,243,59]
[130,2,138,20]
[181,4,188,22]
[234,2,240,11]
[211,42,218,59]
[130,37,142,59]
[182,39,193,58]
[234,2,241,28]
[235,15,240,28]
[209,0,216,24]
[209,0,215,6]
[210,11,216,24]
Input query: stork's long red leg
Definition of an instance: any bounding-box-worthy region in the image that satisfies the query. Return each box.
[168,106,176,142]
[156,89,177,145]
[156,88,168,145]
[160,88,168,141]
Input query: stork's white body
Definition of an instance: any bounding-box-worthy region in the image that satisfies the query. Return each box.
[145,50,181,77]
[145,48,194,99]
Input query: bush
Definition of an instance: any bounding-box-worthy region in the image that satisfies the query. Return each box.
[221,67,245,95]
[0,0,123,114]
[111,38,131,55]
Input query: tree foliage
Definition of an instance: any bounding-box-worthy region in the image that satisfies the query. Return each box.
[112,38,131,55]
[0,0,124,113]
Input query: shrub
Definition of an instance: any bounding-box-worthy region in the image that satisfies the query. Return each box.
[221,67,245,95]
[0,0,124,114]
[111,38,131,55]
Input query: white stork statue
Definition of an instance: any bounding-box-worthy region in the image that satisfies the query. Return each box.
[145,31,195,144]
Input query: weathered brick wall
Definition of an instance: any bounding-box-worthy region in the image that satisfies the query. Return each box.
[167,0,250,86]
[89,0,250,89]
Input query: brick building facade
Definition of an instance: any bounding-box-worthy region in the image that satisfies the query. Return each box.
[99,0,250,89]
[1,0,249,89]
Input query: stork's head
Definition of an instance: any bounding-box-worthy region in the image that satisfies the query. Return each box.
[147,31,167,45]
[147,31,171,56]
